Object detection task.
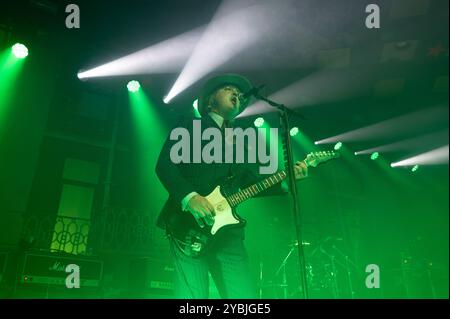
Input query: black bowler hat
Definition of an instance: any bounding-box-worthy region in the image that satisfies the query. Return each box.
[197,73,252,116]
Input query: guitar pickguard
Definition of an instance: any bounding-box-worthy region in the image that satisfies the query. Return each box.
[166,184,245,257]
[206,186,240,235]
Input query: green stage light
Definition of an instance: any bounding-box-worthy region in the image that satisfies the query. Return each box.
[192,99,201,117]
[127,80,140,93]
[254,117,264,128]
[193,99,198,111]
[370,152,379,160]
[12,43,28,59]
[411,165,419,172]
[290,127,299,137]
[334,142,343,151]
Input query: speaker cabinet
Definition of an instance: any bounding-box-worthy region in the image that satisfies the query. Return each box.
[128,258,174,297]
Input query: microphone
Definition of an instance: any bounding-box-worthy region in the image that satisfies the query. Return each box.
[239,84,265,100]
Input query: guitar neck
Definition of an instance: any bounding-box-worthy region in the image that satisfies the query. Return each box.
[225,149,338,207]
[225,161,306,207]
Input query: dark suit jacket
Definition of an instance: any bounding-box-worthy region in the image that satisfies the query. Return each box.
[155,114,286,231]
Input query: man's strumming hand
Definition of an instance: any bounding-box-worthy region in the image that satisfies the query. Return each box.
[186,195,215,228]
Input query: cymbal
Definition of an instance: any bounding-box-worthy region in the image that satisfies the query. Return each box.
[289,240,312,247]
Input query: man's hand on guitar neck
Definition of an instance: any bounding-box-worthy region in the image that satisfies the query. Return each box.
[186,195,215,228]
[294,161,308,180]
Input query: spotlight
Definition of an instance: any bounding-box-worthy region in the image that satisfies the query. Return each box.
[370,152,379,160]
[390,145,448,167]
[254,117,264,128]
[192,99,201,117]
[163,96,170,104]
[77,70,89,81]
[193,99,198,111]
[334,142,343,151]
[290,127,299,137]
[12,43,28,59]
[411,165,419,172]
[127,80,140,93]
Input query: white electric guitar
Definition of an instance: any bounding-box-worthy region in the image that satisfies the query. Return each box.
[166,151,340,256]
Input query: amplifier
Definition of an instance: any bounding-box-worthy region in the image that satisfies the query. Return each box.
[20,252,103,287]
[129,258,174,295]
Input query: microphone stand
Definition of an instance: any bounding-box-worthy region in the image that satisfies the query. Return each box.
[274,243,297,299]
[253,92,308,298]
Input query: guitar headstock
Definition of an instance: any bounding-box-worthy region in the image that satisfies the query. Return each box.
[304,150,340,168]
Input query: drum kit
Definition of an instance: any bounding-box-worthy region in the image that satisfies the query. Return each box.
[257,236,358,299]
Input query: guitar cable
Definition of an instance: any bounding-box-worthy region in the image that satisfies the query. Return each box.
[167,233,198,298]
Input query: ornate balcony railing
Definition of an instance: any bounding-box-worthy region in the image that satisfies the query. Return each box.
[21,207,168,258]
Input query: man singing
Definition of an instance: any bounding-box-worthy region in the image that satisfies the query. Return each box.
[155,74,308,298]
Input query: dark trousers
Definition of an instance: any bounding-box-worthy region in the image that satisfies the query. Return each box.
[169,234,257,299]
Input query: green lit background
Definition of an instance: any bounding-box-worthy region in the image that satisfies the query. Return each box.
[0,0,448,299]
